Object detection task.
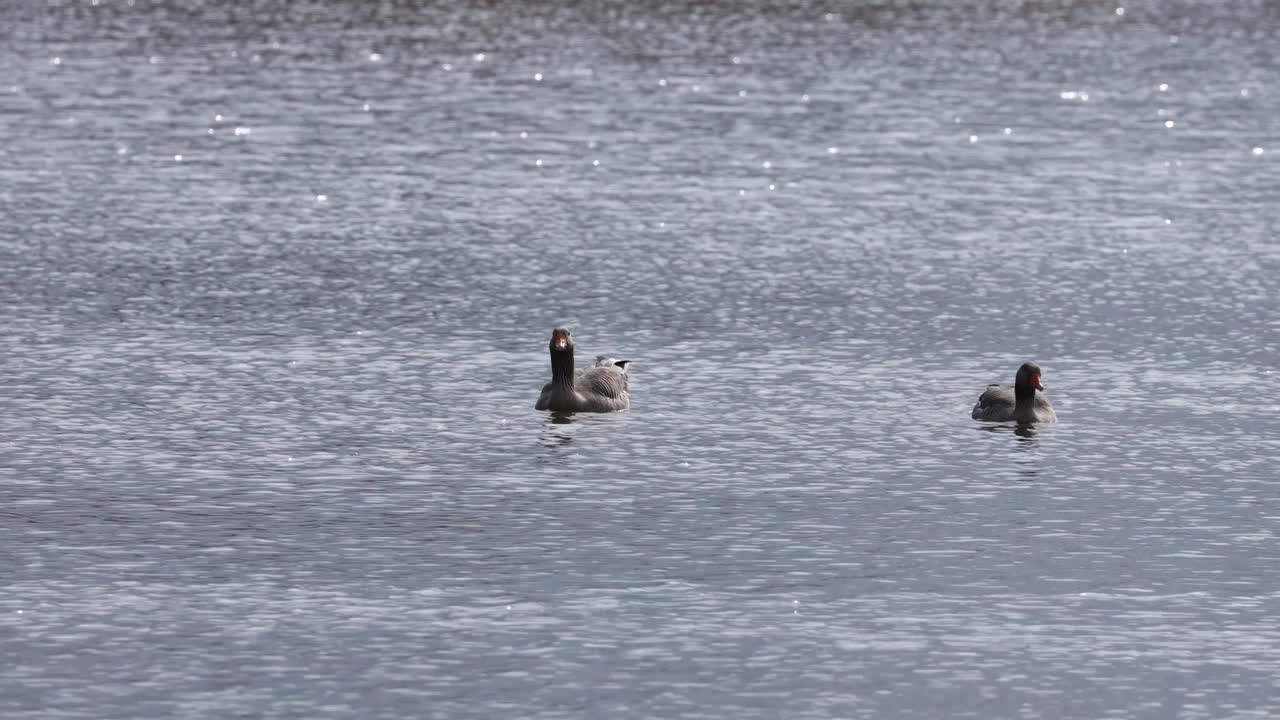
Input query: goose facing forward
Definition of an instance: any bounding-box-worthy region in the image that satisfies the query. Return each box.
[535,328,630,412]
[971,361,1057,423]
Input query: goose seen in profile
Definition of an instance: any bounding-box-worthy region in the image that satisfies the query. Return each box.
[971,361,1057,424]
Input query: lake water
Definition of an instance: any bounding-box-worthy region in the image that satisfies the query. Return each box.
[3,1,1279,717]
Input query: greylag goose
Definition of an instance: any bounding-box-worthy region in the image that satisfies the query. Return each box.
[971,361,1057,423]
[535,328,630,412]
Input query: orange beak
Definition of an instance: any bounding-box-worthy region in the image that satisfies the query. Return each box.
[1030,373,1044,391]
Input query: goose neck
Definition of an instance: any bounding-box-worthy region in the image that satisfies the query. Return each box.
[550,348,576,385]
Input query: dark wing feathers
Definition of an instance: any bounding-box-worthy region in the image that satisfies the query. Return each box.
[579,366,628,399]
[971,383,1015,420]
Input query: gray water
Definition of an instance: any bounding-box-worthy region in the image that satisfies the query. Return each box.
[3,1,1280,717]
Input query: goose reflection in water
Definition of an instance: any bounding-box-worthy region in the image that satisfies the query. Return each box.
[537,414,576,457]
[547,410,577,426]
[975,422,1049,479]
[975,422,1050,439]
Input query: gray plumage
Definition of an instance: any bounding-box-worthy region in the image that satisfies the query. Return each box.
[593,355,631,371]
[535,328,630,413]
[971,361,1057,424]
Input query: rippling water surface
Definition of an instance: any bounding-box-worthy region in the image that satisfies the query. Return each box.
[3,1,1280,717]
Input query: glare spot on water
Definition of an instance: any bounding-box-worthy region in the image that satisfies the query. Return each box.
[1115,6,1125,16]
[969,135,978,143]
[738,189,746,196]
[801,94,810,102]
[827,146,839,154]
[51,57,62,66]
[520,131,528,139]
[1003,127,1013,135]
[761,160,772,169]
[1159,83,1169,92]
[533,73,543,82]
[1165,120,1175,128]
[214,114,223,123]
[1252,147,1265,156]
[657,78,667,87]
[173,154,183,162]
[473,53,486,62]
[233,127,251,136]
[1169,35,1179,45]
[368,52,382,62]
[362,103,370,112]
[824,12,836,21]
[534,158,542,166]
[738,90,747,97]
[116,145,128,155]
[315,194,327,203]
[731,56,741,65]
[1164,218,1173,225]
[592,159,599,167]
[1240,88,1251,97]
[206,128,213,135]
[442,63,452,71]
[768,184,775,190]
[149,56,160,64]
[691,84,701,92]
